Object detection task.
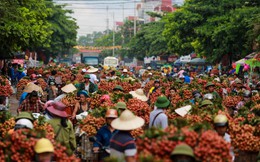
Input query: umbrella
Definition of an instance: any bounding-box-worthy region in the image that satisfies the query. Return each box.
[174,59,182,65]
[189,58,206,65]
[235,58,246,65]
[245,58,260,68]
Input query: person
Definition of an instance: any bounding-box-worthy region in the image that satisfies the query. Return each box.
[72,90,90,119]
[110,109,144,162]
[0,96,8,123]
[190,90,202,105]
[129,89,148,102]
[115,101,127,115]
[15,111,35,122]
[93,109,118,159]
[107,70,118,80]
[142,72,152,87]
[87,66,99,84]
[168,87,178,101]
[235,90,252,113]
[183,72,191,84]
[113,85,124,93]
[14,118,34,130]
[16,67,26,81]
[80,74,98,94]
[19,82,44,105]
[70,74,76,84]
[199,100,213,108]
[100,94,111,104]
[205,82,221,100]
[147,79,161,99]
[81,68,87,75]
[170,143,195,162]
[18,91,45,113]
[34,138,54,162]
[121,69,129,79]
[149,96,170,129]
[30,73,37,82]
[213,114,234,161]
[45,101,76,155]
[231,79,244,95]
[47,70,57,100]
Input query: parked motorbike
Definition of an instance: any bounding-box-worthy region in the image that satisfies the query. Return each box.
[89,136,110,161]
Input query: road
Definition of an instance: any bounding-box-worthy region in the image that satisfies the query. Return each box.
[9,94,18,116]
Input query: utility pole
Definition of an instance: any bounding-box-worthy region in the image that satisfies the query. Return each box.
[106,6,109,35]
[113,12,115,56]
[122,3,125,44]
[134,1,136,36]
[122,4,124,21]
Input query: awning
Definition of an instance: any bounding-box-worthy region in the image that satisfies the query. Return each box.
[235,58,246,65]
[189,58,206,65]
[12,59,24,64]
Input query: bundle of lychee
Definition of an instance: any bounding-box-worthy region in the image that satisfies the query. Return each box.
[127,98,150,124]
[79,115,106,137]
[0,75,13,97]
[0,129,80,162]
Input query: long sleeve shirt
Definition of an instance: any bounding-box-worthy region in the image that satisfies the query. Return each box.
[47,118,76,155]
[93,125,118,148]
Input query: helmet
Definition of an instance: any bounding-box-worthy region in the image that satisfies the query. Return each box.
[15,118,33,129]
[214,114,228,126]
[205,82,215,88]
[171,143,194,158]
[203,93,214,100]
[105,109,118,118]
[243,90,251,98]
[15,112,34,122]
[115,102,127,110]
[34,138,54,153]
[200,100,213,107]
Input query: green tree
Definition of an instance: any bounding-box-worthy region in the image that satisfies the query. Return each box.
[0,0,52,57]
[127,21,169,59]
[163,0,260,63]
[42,0,78,57]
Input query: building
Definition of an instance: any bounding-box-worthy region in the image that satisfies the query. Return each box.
[137,0,174,23]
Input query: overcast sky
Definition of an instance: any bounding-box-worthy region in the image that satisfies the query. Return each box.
[54,0,184,37]
[54,0,141,36]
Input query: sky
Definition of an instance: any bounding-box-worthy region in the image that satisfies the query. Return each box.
[54,0,184,37]
[54,0,141,36]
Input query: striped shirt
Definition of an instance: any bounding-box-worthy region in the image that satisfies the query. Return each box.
[110,131,137,162]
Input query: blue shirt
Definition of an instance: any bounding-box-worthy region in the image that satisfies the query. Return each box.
[184,76,190,83]
[93,125,118,148]
[17,72,26,81]
[19,92,28,105]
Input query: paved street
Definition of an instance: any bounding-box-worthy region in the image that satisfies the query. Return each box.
[9,94,18,116]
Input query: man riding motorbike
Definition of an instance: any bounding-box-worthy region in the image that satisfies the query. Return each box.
[92,109,118,160]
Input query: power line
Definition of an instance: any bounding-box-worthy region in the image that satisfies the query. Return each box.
[55,1,141,5]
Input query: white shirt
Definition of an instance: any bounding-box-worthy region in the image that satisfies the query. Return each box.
[89,74,98,84]
[85,84,90,92]
[224,133,235,161]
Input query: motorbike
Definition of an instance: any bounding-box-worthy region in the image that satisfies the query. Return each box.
[89,136,110,162]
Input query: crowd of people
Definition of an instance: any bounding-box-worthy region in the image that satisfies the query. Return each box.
[0,62,260,162]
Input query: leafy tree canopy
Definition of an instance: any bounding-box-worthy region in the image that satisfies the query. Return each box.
[163,0,260,63]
